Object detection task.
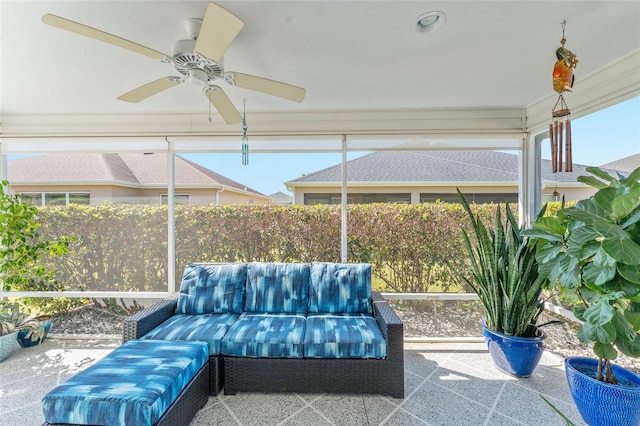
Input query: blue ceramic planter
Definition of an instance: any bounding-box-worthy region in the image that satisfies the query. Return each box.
[17,318,53,348]
[481,319,546,377]
[565,356,640,426]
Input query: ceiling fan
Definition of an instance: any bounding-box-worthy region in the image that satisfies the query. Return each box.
[42,2,306,124]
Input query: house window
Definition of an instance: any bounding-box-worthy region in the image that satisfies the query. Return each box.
[420,193,518,204]
[19,193,44,206]
[161,194,190,205]
[304,193,410,205]
[45,193,67,206]
[68,193,91,205]
[19,192,90,206]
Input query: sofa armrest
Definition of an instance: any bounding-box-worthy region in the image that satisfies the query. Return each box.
[122,293,179,342]
[372,294,403,360]
[371,291,386,303]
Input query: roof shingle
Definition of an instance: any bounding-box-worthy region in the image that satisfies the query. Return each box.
[286,151,608,185]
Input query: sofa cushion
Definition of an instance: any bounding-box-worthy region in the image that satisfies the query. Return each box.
[141,313,239,355]
[304,314,387,359]
[244,262,310,314]
[308,262,372,314]
[42,340,208,426]
[176,263,246,315]
[221,313,306,358]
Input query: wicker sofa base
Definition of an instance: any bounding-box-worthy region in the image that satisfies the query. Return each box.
[43,361,210,426]
[223,357,404,398]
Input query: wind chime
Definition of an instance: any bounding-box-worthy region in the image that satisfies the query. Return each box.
[550,20,578,173]
[241,99,249,166]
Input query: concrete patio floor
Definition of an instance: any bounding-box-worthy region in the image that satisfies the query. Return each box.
[0,337,586,426]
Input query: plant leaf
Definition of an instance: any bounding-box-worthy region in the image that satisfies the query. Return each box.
[624,310,640,331]
[594,342,618,360]
[583,261,616,286]
[536,244,563,264]
[579,321,616,344]
[609,189,640,222]
[584,299,615,326]
[616,333,640,358]
[602,235,640,265]
[568,225,600,245]
[577,175,609,190]
[528,217,567,236]
[585,166,617,184]
[618,263,640,284]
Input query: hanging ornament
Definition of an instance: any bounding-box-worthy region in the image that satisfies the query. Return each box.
[549,20,578,173]
[241,99,249,166]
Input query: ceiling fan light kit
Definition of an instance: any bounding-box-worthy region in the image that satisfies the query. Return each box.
[41,2,306,125]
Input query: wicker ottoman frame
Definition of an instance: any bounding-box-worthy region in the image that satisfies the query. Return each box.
[43,361,209,426]
[223,294,404,398]
[123,291,404,399]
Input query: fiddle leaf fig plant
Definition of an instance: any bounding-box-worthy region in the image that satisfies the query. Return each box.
[524,166,640,384]
[0,180,72,293]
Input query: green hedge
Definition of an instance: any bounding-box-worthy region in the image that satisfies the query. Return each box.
[33,201,562,295]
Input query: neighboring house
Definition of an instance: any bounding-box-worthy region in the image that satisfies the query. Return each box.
[285,151,613,205]
[600,153,639,174]
[7,152,270,206]
[268,191,293,206]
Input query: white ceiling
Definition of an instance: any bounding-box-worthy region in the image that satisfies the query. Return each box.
[1,1,639,135]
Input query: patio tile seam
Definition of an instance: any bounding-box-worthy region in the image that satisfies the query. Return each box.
[1,398,41,416]
[277,395,338,426]
[434,357,513,382]
[426,371,494,409]
[381,407,432,426]
[0,369,65,387]
[423,376,531,426]
[481,381,507,426]
[215,394,244,426]
[509,383,577,411]
[379,363,439,426]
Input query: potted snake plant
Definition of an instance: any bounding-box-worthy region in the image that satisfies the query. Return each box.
[457,190,550,377]
[524,166,640,426]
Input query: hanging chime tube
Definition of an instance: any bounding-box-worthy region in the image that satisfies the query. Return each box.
[551,120,558,172]
[549,123,556,173]
[558,120,564,172]
[565,119,572,172]
[242,136,249,166]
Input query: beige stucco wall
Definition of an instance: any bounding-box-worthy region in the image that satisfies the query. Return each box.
[290,183,597,205]
[217,190,270,205]
[8,184,270,206]
[540,186,597,203]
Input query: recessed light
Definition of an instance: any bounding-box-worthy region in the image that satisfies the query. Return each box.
[416,11,446,33]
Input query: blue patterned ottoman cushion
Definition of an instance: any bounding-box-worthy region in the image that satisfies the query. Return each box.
[176,263,246,314]
[244,262,310,314]
[141,313,238,355]
[304,314,387,359]
[221,313,306,358]
[42,340,208,426]
[308,262,372,314]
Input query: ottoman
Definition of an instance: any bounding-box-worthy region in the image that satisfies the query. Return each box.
[42,340,209,426]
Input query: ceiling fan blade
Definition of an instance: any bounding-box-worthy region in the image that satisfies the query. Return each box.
[42,14,170,61]
[205,87,242,124]
[194,3,244,62]
[117,78,181,103]
[229,72,306,102]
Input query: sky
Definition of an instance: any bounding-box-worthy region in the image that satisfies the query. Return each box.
[182,97,640,196]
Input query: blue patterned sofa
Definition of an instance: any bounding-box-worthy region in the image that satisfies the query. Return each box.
[123,262,404,398]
